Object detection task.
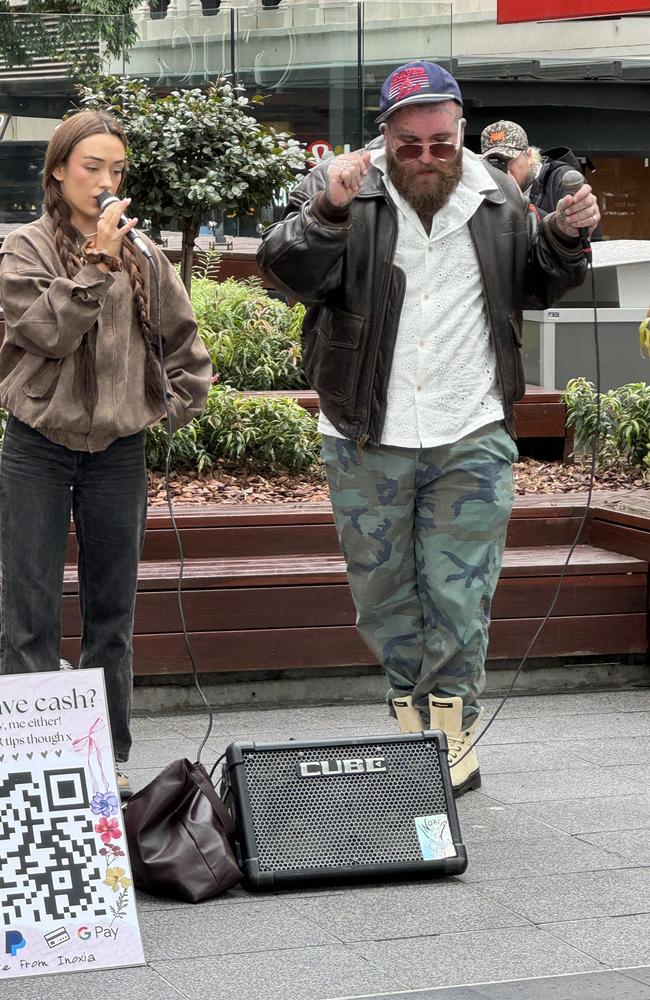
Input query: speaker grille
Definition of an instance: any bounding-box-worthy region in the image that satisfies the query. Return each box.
[239,739,449,872]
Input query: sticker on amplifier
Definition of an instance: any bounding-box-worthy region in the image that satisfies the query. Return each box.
[414,814,457,860]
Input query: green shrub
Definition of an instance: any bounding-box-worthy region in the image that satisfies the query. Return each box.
[146,384,320,474]
[191,277,307,391]
[562,377,650,475]
[145,420,211,474]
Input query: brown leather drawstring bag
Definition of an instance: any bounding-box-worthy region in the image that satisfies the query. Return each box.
[123,757,242,903]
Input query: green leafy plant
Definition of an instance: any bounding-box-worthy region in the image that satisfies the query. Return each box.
[0,2,138,76]
[145,384,320,474]
[144,420,211,475]
[191,277,307,391]
[192,248,222,284]
[77,75,308,291]
[563,377,650,476]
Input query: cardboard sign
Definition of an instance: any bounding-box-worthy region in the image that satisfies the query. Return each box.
[0,668,145,981]
[498,0,650,22]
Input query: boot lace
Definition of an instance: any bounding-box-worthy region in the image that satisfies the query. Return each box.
[448,729,472,764]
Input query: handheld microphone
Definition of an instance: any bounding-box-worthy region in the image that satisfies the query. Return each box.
[561,169,591,252]
[96,190,152,259]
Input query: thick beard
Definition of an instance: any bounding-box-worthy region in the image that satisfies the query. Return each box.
[386,147,463,216]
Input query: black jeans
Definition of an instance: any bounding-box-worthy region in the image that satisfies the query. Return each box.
[0,417,147,762]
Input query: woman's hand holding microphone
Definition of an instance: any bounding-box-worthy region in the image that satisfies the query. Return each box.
[83,196,140,273]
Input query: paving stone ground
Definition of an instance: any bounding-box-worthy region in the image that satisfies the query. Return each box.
[4,689,650,1000]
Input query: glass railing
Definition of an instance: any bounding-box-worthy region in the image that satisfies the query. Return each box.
[121,1,367,234]
[125,1,452,149]
[1,3,648,237]
[124,5,232,85]
[363,2,452,144]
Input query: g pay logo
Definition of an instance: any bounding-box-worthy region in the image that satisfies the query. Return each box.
[5,931,26,956]
[76,926,92,941]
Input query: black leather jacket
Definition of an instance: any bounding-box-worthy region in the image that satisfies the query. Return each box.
[257,153,587,446]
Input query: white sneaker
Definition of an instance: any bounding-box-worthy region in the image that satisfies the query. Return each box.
[428,695,481,798]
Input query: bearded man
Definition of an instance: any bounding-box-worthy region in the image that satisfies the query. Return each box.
[257,62,600,797]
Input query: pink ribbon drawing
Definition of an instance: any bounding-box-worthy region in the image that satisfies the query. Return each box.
[72,718,110,793]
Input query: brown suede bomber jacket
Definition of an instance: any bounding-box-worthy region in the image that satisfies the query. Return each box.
[0,214,211,452]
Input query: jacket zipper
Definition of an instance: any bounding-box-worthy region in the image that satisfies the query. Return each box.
[356,197,399,450]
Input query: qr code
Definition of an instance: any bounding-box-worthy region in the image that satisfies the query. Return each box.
[1,769,107,926]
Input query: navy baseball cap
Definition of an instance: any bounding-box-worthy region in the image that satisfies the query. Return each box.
[376,61,463,123]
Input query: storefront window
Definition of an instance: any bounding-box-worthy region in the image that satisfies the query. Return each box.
[590,157,650,241]
[122,1,451,235]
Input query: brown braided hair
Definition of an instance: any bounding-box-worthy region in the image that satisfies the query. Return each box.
[43,110,163,416]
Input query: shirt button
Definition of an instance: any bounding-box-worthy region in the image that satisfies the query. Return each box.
[427,245,433,253]
[419,340,425,347]
[416,385,422,392]
[422,293,429,301]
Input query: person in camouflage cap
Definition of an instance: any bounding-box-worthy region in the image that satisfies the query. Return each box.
[481,119,597,224]
[480,120,540,193]
[481,120,530,160]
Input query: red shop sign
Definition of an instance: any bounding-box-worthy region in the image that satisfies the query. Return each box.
[498,0,650,22]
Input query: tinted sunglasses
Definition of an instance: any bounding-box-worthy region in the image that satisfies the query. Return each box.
[390,119,464,163]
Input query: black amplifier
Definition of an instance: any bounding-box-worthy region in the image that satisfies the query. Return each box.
[222,731,467,890]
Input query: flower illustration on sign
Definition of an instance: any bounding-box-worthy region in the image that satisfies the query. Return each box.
[90,791,120,818]
[104,867,132,893]
[72,717,132,925]
[94,815,132,924]
[95,816,123,844]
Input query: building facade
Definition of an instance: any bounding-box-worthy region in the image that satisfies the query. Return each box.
[1,0,649,236]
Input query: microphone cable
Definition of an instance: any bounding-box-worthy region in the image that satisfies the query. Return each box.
[451,226,600,770]
[148,252,214,764]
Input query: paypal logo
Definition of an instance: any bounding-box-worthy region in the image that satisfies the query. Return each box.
[5,931,26,956]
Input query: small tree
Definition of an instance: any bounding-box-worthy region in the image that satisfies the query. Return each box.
[78,76,308,291]
[0,1,138,76]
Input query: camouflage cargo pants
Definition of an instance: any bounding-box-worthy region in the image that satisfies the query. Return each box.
[322,421,518,727]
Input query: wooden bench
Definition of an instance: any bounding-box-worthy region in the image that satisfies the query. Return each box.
[59,494,650,676]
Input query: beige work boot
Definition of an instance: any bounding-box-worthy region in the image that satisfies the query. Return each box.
[391,694,424,733]
[428,695,481,798]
